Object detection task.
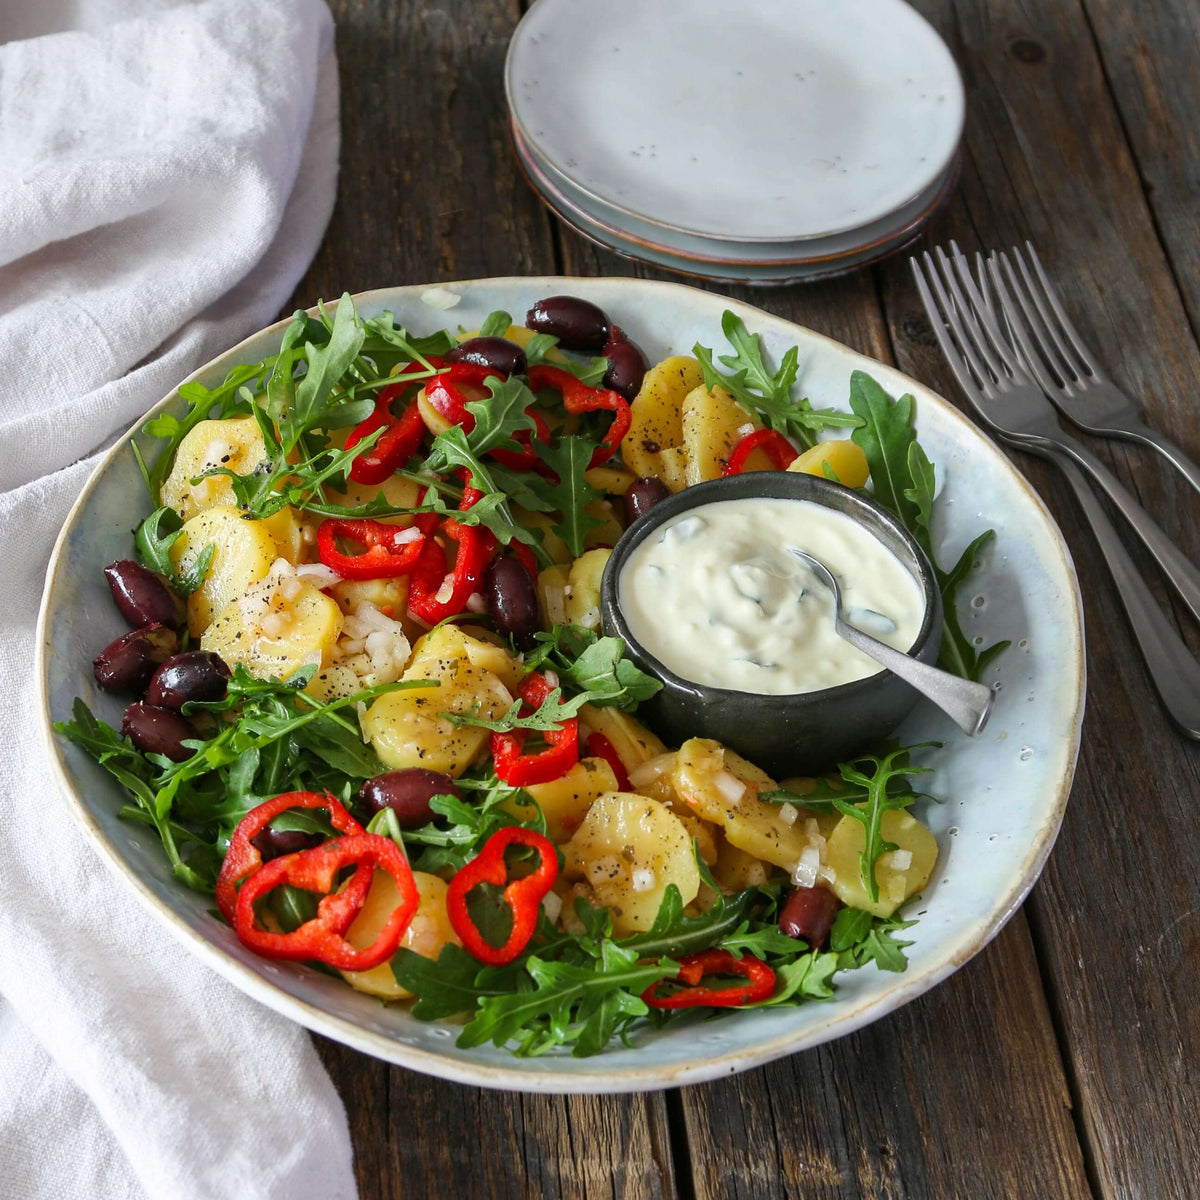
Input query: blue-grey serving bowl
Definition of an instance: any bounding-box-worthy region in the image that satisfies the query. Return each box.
[600,472,943,775]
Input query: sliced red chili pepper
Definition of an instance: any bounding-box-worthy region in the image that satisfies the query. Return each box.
[447,826,558,965]
[216,791,367,922]
[316,517,428,580]
[490,405,551,471]
[584,732,630,791]
[406,479,496,624]
[234,834,418,970]
[491,671,579,786]
[642,949,777,1009]
[527,364,631,466]
[723,428,799,475]
[423,362,497,430]
[345,358,444,485]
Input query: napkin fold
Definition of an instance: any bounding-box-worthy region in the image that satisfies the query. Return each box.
[0,2,359,1197]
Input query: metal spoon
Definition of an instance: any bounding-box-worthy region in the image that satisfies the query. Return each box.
[791,550,994,736]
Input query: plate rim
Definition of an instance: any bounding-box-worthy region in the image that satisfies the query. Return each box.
[504,0,967,245]
[36,277,1085,1093]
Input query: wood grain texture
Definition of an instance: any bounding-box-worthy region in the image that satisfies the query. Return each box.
[881,2,1200,1197]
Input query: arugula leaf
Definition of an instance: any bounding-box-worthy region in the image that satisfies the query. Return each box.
[530,435,602,557]
[478,310,512,337]
[392,943,512,1019]
[459,378,538,459]
[134,507,212,597]
[849,371,919,527]
[524,335,609,386]
[831,908,915,973]
[523,627,662,711]
[939,530,1011,681]
[444,686,590,733]
[753,950,839,1005]
[362,311,458,362]
[904,441,936,553]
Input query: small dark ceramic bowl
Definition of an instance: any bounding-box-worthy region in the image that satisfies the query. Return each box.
[599,472,943,776]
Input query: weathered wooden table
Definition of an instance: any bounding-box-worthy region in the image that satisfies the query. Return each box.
[290,1,1200,1195]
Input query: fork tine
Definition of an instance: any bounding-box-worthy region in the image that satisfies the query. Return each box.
[1007,246,1082,389]
[932,246,1005,384]
[911,254,994,401]
[1023,243,1107,382]
[987,252,1063,397]
[944,242,1030,383]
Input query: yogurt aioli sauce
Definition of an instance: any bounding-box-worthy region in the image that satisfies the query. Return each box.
[619,497,926,695]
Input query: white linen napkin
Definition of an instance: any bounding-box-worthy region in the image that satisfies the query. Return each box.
[0,2,360,1196]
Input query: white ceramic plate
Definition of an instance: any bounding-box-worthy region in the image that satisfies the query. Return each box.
[37,279,1084,1093]
[512,121,960,268]
[511,123,960,285]
[506,0,965,242]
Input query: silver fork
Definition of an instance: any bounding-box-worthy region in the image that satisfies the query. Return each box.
[912,246,1200,737]
[993,242,1200,499]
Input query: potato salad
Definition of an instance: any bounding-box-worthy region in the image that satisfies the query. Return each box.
[58,294,1004,1056]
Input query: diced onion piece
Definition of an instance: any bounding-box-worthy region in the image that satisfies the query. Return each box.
[434,575,455,605]
[631,868,657,894]
[891,849,913,871]
[735,422,757,439]
[421,287,461,310]
[466,592,486,613]
[586,854,623,886]
[541,891,563,924]
[791,845,821,889]
[296,562,342,588]
[778,802,799,826]
[628,752,677,789]
[714,770,746,805]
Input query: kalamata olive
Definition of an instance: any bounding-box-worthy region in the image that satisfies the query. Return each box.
[249,826,325,862]
[623,476,671,524]
[446,335,527,378]
[778,885,841,948]
[147,651,231,710]
[359,769,461,829]
[525,295,610,352]
[601,326,649,400]
[104,560,185,629]
[121,701,200,762]
[483,555,540,649]
[92,625,179,693]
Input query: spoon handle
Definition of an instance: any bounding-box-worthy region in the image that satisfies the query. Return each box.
[835,620,995,735]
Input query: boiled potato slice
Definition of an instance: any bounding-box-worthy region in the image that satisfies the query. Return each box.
[259,505,308,564]
[201,575,343,681]
[425,623,524,692]
[578,704,667,772]
[682,384,760,485]
[328,474,422,525]
[537,563,571,625]
[332,577,409,621]
[342,871,460,1000]
[169,505,277,635]
[564,548,611,630]
[713,840,771,891]
[518,509,572,565]
[622,356,704,479]
[825,808,938,918]
[563,792,699,935]
[788,439,870,488]
[160,415,271,521]
[502,756,621,844]
[673,738,808,871]
[585,464,636,495]
[361,624,511,776]
[656,446,690,493]
[583,500,623,551]
[305,663,363,702]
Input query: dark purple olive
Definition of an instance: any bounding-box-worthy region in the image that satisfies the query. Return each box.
[104,560,185,629]
[147,651,231,710]
[250,826,325,862]
[93,625,179,693]
[446,335,527,378]
[483,555,540,649]
[623,476,671,524]
[601,326,649,400]
[525,295,610,352]
[359,769,461,829]
[778,885,841,948]
[121,701,199,762]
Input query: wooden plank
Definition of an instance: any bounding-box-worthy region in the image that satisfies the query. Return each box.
[879,2,1200,1196]
[294,3,678,1195]
[557,217,1091,1198]
[1079,0,1200,340]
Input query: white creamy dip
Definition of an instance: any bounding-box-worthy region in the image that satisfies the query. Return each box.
[619,498,926,695]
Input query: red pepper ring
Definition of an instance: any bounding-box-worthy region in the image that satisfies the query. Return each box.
[490,406,551,472]
[642,949,777,1010]
[584,732,630,791]
[491,672,579,787]
[423,362,501,431]
[216,791,367,922]
[316,517,428,580]
[723,428,799,476]
[526,364,632,466]
[446,826,559,966]
[233,834,419,971]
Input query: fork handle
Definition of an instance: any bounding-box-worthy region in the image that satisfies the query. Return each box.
[1048,437,1200,626]
[1043,448,1200,738]
[1112,420,1200,502]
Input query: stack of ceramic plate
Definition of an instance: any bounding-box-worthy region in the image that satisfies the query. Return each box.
[505,0,965,285]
